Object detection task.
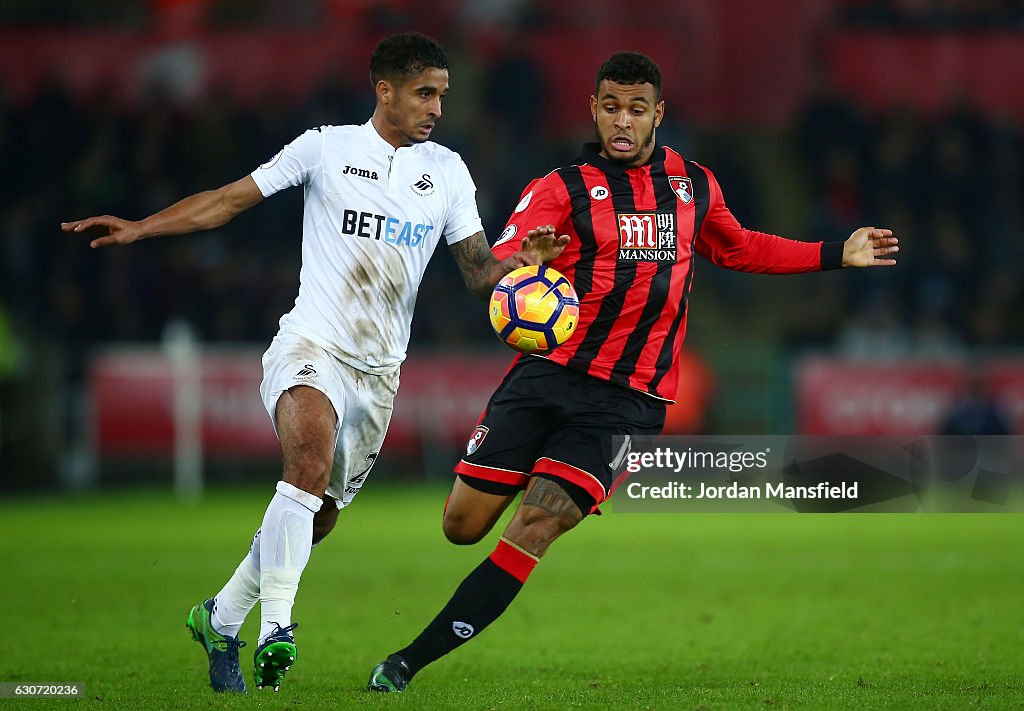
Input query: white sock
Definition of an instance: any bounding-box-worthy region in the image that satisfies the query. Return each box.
[259,481,322,644]
[210,530,262,638]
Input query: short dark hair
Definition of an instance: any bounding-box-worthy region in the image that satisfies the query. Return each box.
[370,33,449,86]
[595,52,662,100]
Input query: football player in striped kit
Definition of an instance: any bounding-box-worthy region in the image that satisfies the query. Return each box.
[368,51,898,693]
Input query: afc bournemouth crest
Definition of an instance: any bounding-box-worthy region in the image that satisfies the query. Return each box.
[668,176,692,204]
[466,425,489,456]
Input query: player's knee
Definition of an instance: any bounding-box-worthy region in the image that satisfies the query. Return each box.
[442,510,487,545]
[518,505,579,537]
[505,508,579,557]
[282,451,332,494]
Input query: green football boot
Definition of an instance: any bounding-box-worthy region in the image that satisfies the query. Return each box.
[185,598,247,693]
[367,653,412,692]
[253,622,298,691]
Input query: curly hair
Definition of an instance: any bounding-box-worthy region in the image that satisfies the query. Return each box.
[370,33,449,86]
[595,52,662,100]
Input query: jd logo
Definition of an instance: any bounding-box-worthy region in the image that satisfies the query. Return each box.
[452,621,475,639]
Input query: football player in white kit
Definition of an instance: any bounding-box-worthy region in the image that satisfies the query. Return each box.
[61,33,567,693]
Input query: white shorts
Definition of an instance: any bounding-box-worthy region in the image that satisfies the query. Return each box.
[259,331,399,509]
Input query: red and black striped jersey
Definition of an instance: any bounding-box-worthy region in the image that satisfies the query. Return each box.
[492,143,843,402]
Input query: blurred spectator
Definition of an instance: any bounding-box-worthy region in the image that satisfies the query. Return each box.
[457,0,533,29]
[0,302,19,459]
[841,0,1024,28]
[836,288,914,359]
[795,75,1023,357]
[0,304,16,377]
[796,70,867,189]
[912,308,965,359]
[940,372,1013,435]
[865,107,928,218]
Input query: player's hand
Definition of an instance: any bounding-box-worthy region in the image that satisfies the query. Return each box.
[842,227,898,267]
[520,225,570,264]
[61,215,145,249]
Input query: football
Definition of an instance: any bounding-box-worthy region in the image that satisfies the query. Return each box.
[489,265,580,354]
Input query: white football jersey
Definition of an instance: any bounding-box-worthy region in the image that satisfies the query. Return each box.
[251,120,483,374]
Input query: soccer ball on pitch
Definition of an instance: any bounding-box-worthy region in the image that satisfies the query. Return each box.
[489,265,580,354]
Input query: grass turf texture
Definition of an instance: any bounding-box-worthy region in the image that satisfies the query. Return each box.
[2,486,1021,710]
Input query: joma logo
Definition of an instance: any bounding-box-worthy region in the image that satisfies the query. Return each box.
[343,165,379,180]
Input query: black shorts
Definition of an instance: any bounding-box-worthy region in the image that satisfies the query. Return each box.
[455,356,666,513]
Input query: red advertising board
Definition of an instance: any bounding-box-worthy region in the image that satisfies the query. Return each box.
[91,351,1024,454]
[89,348,514,459]
[795,357,1024,435]
[90,348,280,457]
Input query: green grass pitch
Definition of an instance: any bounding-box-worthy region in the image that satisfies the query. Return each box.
[2,485,1022,710]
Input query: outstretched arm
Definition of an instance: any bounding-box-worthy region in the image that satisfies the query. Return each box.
[696,164,899,273]
[841,227,899,267]
[61,176,264,249]
[450,225,569,300]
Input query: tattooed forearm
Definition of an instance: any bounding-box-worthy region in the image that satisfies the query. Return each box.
[522,477,585,523]
[450,231,504,300]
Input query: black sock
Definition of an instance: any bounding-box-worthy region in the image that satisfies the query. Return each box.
[397,539,537,675]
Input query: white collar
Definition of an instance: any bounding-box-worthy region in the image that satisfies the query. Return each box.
[362,119,400,155]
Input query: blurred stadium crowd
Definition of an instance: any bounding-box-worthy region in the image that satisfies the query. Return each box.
[10,81,1020,354]
[3,8,1020,347]
[794,83,1024,357]
[1,0,1022,476]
